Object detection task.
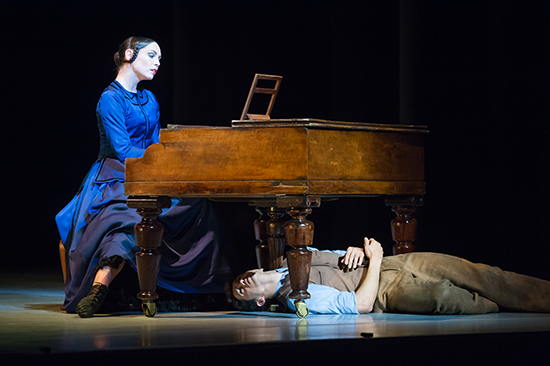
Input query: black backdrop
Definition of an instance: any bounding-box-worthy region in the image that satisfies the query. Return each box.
[3,0,549,280]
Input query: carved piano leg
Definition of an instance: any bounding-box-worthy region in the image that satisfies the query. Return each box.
[385,196,423,255]
[284,206,314,319]
[127,196,170,317]
[253,207,270,269]
[266,207,287,270]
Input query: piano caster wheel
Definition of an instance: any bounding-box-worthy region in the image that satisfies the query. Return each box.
[295,300,309,319]
[142,302,157,317]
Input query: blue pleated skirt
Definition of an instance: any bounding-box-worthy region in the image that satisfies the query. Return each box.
[56,158,231,313]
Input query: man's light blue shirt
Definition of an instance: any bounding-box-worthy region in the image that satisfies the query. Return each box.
[274,248,360,314]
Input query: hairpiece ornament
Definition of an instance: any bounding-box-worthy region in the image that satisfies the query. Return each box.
[129,47,140,63]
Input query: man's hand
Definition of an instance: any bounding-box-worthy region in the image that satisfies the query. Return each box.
[342,246,365,270]
[354,237,384,313]
[363,237,383,263]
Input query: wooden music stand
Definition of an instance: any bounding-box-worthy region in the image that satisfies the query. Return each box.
[240,74,283,120]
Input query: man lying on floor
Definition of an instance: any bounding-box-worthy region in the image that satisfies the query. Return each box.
[230,237,550,314]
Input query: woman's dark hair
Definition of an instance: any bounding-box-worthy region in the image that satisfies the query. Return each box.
[114,36,156,70]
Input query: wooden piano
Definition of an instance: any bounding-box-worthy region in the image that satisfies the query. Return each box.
[124,75,428,317]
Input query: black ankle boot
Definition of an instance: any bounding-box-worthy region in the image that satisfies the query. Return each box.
[76,284,109,318]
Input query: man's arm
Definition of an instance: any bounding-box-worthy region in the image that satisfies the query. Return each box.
[354,237,384,313]
[285,284,359,314]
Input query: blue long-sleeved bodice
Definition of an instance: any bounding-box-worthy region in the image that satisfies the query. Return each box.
[97,80,160,160]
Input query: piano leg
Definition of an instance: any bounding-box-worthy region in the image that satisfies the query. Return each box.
[284,206,313,319]
[266,207,287,270]
[385,196,423,255]
[253,207,270,269]
[127,196,170,317]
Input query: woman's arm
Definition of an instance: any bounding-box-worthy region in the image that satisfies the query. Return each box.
[354,237,384,313]
[97,91,147,160]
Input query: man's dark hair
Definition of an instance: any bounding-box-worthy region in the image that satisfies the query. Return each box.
[224,282,277,311]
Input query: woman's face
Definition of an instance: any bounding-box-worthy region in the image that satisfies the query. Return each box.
[130,42,161,81]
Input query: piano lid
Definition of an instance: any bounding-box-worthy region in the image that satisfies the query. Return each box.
[231,118,428,134]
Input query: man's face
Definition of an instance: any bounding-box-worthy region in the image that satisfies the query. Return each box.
[232,269,265,301]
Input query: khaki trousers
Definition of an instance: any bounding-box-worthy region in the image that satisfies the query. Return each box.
[373,252,550,314]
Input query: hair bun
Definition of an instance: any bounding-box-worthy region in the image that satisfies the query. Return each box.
[113,52,123,68]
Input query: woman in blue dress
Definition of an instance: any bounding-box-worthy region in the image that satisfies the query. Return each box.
[56,37,231,317]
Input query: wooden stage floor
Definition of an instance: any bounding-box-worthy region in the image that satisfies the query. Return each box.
[1,270,549,365]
